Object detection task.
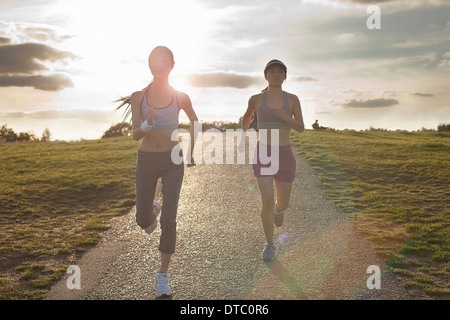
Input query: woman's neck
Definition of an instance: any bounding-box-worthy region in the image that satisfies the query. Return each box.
[150,77,172,94]
[266,85,283,94]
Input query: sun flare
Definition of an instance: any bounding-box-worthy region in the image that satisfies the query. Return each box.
[62,0,215,92]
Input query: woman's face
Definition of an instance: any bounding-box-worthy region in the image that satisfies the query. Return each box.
[265,64,286,85]
[149,50,174,77]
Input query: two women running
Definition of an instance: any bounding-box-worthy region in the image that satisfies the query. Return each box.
[128,48,304,297]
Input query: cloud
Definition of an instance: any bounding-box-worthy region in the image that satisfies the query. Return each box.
[182,72,318,89]
[197,0,450,78]
[338,0,397,3]
[185,72,263,89]
[437,51,450,70]
[0,37,10,44]
[198,0,262,9]
[0,38,75,91]
[343,98,399,108]
[0,41,74,74]
[337,0,448,3]
[0,109,116,122]
[391,40,424,48]
[411,92,434,97]
[293,76,318,82]
[0,74,73,91]
[23,26,73,43]
[287,4,450,67]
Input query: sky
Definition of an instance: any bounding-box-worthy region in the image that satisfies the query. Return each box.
[0,0,449,141]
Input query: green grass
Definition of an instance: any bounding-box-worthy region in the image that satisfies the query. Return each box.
[291,130,449,299]
[0,137,139,299]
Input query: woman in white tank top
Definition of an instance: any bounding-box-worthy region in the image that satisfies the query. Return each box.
[127,46,199,298]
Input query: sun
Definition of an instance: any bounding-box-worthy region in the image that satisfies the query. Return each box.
[140,0,215,74]
[62,0,215,93]
[170,74,191,93]
[111,0,214,73]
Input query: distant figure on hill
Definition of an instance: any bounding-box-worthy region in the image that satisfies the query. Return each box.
[312,119,327,130]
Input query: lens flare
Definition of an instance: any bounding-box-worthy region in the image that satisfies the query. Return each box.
[277,233,289,244]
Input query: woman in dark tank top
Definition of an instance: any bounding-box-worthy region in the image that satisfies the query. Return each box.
[240,59,305,261]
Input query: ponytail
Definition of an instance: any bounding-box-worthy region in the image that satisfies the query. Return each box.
[115,81,152,122]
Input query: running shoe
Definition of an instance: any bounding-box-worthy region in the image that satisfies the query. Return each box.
[262,243,276,261]
[274,205,284,227]
[155,272,172,297]
[144,202,161,235]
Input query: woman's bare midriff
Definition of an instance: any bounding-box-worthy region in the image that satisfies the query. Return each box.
[139,129,179,152]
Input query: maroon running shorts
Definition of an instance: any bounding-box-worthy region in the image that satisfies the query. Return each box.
[252,142,296,182]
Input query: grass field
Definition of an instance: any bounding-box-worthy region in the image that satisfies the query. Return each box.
[291,130,449,298]
[0,137,139,299]
[0,130,448,299]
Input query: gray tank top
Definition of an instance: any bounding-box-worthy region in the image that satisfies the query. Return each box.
[257,91,291,129]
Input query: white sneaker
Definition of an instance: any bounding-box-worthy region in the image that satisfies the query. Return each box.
[155,272,172,297]
[144,203,161,235]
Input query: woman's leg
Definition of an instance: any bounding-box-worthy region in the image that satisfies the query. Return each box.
[135,152,159,229]
[273,144,296,226]
[273,180,292,227]
[160,252,171,274]
[159,162,184,272]
[256,176,275,244]
[274,180,292,212]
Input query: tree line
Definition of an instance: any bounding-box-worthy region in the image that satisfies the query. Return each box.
[2,121,448,142]
[437,123,450,132]
[0,124,51,143]
[100,117,257,139]
[102,120,450,139]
